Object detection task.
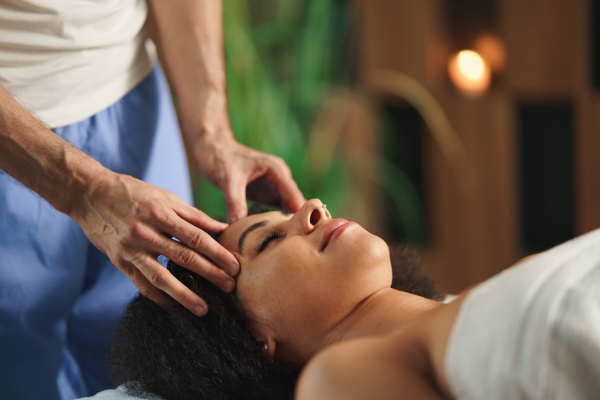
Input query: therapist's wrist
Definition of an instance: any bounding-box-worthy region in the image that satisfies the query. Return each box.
[182,102,236,146]
[180,94,235,143]
[32,139,109,219]
[191,124,238,165]
[65,163,114,223]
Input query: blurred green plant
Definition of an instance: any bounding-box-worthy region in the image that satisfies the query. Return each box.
[194,0,352,219]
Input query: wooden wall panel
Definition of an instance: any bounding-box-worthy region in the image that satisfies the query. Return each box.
[356,0,444,88]
[356,0,596,294]
[577,96,600,234]
[501,0,587,95]
[423,91,519,293]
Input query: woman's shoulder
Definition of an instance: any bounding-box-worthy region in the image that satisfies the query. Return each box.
[296,335,449,400]
[295,337,385,400]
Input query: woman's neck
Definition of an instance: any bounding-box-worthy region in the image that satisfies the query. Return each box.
[280,289,444,367]
[320,288,443,349]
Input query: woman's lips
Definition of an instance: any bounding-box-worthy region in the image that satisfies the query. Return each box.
[320,219,357,251]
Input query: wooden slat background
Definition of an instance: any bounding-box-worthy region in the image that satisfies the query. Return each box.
[355,0,599,293]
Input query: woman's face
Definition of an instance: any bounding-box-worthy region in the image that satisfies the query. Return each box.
[218,199,392,362]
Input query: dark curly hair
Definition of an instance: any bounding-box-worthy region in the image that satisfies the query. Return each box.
[110,209,444,400]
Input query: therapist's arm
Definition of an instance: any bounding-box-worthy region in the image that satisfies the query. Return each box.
[147,0,305,222]
[0,82,238,317]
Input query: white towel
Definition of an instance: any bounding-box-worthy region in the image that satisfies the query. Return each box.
[445,228,600,399]
[79,384,163,400]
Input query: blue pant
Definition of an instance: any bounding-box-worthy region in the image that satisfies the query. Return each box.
[0,65,192,400]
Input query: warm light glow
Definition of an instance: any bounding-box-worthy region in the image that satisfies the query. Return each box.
[474,34,506,73]
[447,50,491,96]
[458,51,485,80]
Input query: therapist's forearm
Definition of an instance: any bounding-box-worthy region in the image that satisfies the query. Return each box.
[147,0,233,143]
[0,82,107,216]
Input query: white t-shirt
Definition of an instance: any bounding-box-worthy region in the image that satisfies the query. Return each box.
[0,0,156,128]
[445,228,600,399]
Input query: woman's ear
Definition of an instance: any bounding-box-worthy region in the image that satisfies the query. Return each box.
[262,337,276,357]
[248,321,277,356]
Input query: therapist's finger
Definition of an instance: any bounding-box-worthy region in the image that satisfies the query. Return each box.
[132,257,208,317]
[172,200,229,232]
[156,234,236,292]
[167,206,240,277]
[222,175,249,223]
[263,158,305,212]
[124,257,209,317]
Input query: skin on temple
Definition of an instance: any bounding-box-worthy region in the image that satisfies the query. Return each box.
[219,199,466,399]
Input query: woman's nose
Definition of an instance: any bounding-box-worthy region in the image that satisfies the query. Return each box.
[297,199,329,234]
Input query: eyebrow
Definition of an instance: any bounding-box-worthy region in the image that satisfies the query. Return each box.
[238,221,268,255]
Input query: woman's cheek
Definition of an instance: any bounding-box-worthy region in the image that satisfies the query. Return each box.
[334,233,386,264]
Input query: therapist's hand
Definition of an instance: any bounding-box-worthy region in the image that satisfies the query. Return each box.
[146,0,304,223]
[193,135,306,223]
[72,170,239,317]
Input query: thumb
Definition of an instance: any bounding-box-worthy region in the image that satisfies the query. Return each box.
[223,177,248,223]
[278,179,305,213]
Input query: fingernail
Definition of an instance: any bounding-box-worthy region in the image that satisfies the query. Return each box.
[222,279,235,292]
[227,262,240,276]
[193,305,207,317]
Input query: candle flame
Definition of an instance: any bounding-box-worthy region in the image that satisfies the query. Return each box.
[448,50,491,96]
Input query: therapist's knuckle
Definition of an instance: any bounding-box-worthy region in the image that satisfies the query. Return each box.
[176,247,196,266]
[117,242,136,260]
[163,189,177,201]
[212,248,229,265]
[137,283,154,299]
[130,253,149,271]
[271,156,290,173]
[269,154,283,164]
[148,268,169,289]
[281,161,292,174]
[148,203,168,223]
[189,231,208,251]
[129,222,150,241]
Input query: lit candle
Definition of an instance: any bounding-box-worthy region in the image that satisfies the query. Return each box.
[447,50,491,96]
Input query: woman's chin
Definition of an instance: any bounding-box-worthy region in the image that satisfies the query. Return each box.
[338,233,392,283]
[356,234,390,265]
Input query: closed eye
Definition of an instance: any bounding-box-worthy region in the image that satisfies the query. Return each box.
[257,231,286,253]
